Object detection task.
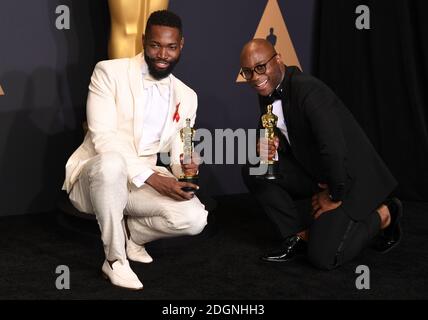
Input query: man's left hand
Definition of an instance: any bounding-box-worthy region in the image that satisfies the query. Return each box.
[311,183,342,219]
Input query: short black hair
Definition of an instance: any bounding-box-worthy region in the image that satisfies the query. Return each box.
[146,10,183,37]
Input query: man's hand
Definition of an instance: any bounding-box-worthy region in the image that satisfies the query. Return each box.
[146,173,198,201]
[257,136,279,161]
[311,183,342,219]
[180,152,200,176]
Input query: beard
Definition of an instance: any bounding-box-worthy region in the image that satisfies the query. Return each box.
[144,52,180,80]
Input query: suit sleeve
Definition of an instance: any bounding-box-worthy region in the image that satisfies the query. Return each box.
[303,85,348,201]
[86,62,152,183]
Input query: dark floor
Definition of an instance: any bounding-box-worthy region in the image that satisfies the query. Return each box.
[0,194,427,300]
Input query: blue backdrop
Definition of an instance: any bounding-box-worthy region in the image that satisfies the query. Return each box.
[0,0,316,216]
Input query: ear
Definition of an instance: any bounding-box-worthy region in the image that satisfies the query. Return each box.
[276,53,284,65]
[180,37,184,50]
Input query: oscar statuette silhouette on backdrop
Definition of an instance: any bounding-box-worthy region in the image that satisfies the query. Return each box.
[108,0,169,59]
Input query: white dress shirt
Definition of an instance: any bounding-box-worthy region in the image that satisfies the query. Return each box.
[132,64,171,187]
[272,99,290,144]
[271,99,290,161]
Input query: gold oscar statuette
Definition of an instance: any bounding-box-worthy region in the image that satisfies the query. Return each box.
[179,118,199,191]
[258,104,282,180]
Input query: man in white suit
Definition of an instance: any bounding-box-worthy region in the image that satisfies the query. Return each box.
[62,10,208,290]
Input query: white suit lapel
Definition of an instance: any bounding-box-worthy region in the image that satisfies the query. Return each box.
[128,53,146,153]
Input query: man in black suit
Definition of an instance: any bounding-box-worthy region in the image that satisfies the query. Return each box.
[240,39,402,269]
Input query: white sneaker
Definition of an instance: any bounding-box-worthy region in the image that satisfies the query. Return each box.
[126,237,153,264]
[101,260,143,290]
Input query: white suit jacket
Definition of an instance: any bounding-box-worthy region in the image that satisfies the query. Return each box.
[62,53,197,193]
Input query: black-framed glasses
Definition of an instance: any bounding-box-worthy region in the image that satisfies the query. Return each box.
[240,53,277,80]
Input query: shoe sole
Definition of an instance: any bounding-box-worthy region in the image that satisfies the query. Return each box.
[260,258,297,263]
[260,253,304,263]
[127,256,153,264]
[378,235,401,254]
[127,250,153,264]
[379,197,403,254]
[102,272,144,291]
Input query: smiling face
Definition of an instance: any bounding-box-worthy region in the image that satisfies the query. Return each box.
[240,39,285,96]
[143,25,184,79]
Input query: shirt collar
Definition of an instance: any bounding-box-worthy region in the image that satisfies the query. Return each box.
[141,58,171,89]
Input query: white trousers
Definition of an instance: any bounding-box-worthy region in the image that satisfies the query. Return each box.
[69,152,208,263]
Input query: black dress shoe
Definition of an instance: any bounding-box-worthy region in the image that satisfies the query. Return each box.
[372,197,403,254]
[261,235,307,262]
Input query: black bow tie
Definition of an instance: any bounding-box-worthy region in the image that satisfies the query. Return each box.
[270,89,283,101]
[261,86,285,106]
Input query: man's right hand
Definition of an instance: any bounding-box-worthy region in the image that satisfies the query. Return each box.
[257,136,279,161]
[311,184,342,219]
[146,173,198,201]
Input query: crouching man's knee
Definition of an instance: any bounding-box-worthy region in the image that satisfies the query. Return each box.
[167,206,208,236]
[307,244,340,271]
[183,206,208,235]
[91,152,127,185]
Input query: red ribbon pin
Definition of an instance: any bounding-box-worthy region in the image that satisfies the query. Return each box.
[173,103,180,122]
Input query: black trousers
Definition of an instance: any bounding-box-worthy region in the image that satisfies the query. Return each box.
[242,154,381,270]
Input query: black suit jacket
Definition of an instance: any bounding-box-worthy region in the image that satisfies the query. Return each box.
[258,66,397,221]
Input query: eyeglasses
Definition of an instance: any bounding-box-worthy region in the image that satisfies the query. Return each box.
[240,53,277,80]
